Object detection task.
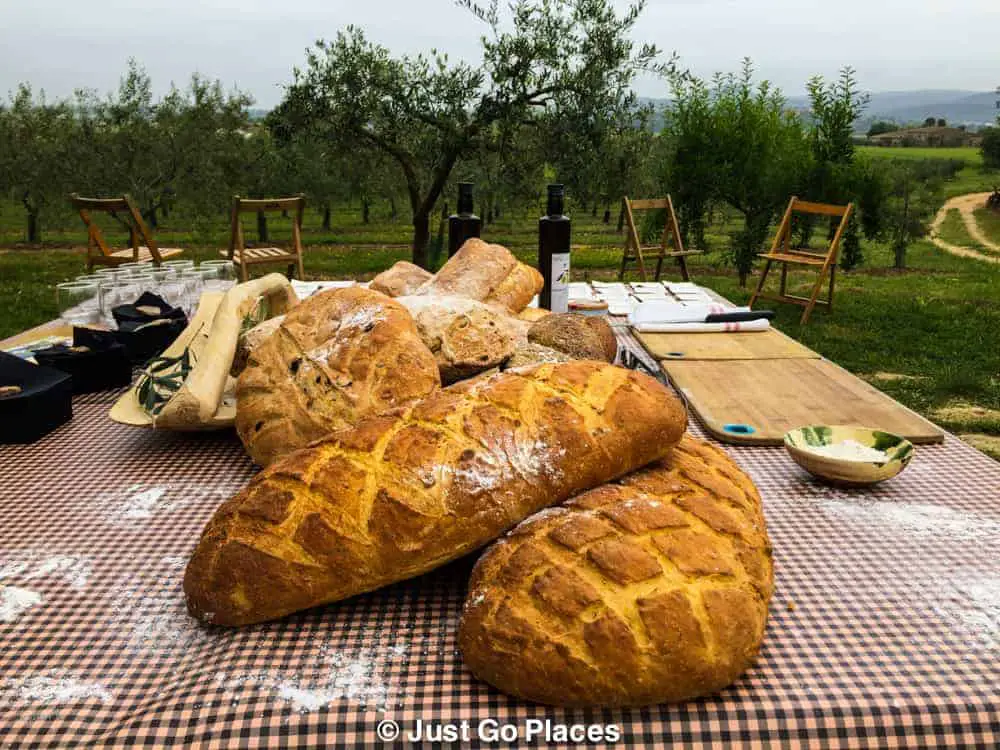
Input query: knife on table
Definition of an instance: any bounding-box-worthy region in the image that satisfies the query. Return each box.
[704,310,775,323]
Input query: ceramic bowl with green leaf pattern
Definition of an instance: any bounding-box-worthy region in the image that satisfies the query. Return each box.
[783,425,914,486]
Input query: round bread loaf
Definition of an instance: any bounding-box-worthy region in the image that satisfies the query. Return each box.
[398,296,520,384]
[527,313,618,362]
[231,315,284,377]
[458,434,773,707]
[369,261,433,297]
[235,287,440,466]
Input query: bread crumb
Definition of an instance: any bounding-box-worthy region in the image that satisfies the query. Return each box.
[786,601,796,612]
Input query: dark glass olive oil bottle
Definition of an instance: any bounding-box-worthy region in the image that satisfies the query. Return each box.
[447,182,482,257]
[538,184,570,312]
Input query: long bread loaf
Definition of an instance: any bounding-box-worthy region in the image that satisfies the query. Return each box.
[185,362,686,625]
[459,435,773,707]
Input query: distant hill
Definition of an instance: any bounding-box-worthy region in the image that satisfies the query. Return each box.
[642,89,999,133]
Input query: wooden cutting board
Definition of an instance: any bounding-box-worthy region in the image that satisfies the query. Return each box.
[662,358,944,445]
[636,328,819,361]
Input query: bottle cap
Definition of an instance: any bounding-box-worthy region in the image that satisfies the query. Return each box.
[546,184,565,217]
[457,183,475,215]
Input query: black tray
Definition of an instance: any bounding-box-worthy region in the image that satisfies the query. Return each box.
[0,351,73,444]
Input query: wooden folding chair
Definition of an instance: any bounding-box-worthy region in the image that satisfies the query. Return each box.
[223,195,306,282]
[70,194,185,271]
[748,197,854,325]
[619,196,698,282]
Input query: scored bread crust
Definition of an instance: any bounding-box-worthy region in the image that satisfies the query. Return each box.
[458,435,773,707]
[185,362,687,625]
[234,287,441,467]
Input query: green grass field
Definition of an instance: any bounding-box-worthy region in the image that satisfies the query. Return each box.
[2,149,999,459]
[857,145,984,166]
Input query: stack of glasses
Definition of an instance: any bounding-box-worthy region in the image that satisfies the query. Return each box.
[58,260,237,327]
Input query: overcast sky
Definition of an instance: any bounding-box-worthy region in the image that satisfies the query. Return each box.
[1,0,997,107]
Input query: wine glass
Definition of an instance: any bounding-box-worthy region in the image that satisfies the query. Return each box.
[57,281,101,326]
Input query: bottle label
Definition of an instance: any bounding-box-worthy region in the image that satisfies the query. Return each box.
[550,253,570,313]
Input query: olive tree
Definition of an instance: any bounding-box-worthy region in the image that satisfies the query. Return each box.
[804,67,868,269]
[711,61,811,286]
[0,85,79,242]
[271,0,665,267]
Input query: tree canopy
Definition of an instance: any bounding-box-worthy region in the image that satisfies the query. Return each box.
[270,0,667,267]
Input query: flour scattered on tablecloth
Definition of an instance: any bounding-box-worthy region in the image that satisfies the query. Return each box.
[930,573,1000,649]
[815,498,1000,541]
[0,551,91,590]
[214,643,410,714]
[97,482,231,527]
[0,586,43,623]
[0,670,113,705]
[107,574,219,654]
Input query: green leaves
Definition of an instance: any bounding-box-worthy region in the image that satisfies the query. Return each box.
[271,0,663,266]
[136,346,195,417]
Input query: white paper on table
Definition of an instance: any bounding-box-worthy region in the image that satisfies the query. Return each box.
[633,319,771,333]
[630,282,668,293]
[665,282,702,293]
[629,301,745,326]
[607,300,638,316]
[569,283,598,300]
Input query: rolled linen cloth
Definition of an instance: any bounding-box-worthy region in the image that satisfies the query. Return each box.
[632,318,771,333]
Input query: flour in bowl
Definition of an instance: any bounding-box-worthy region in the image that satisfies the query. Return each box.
[808,440,889,462]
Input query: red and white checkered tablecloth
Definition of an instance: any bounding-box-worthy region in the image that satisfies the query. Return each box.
[1,328,999,748]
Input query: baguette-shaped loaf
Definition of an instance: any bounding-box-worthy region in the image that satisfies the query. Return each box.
[459,435,773,707]
[185,362,687,625]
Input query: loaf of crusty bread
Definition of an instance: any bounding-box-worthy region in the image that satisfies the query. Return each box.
[518,307,551,323]
[185,362,687,625]
[398,296,520,384]
[370,261,433,297]
[415,238,542,313]
[528,313,618,363]
[235,287,440,467]
[502,343,571,370]
[459,435,772,707]
[484,261,544,314]
[231,315,284,377]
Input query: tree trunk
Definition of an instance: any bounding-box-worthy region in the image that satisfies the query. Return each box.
[389,197,398,221]
[322,203,332,230]
[591,204,598,218]
[412,211,431,269]
[145,205,158,229]
[616,203,625,232]
[603,206,611,224]
[894,187,910,270]
[257,212,269,243]
[362,199,371,225]
[26,210,40,244]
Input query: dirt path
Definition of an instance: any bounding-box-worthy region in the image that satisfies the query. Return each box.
[929,192,1000,264]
